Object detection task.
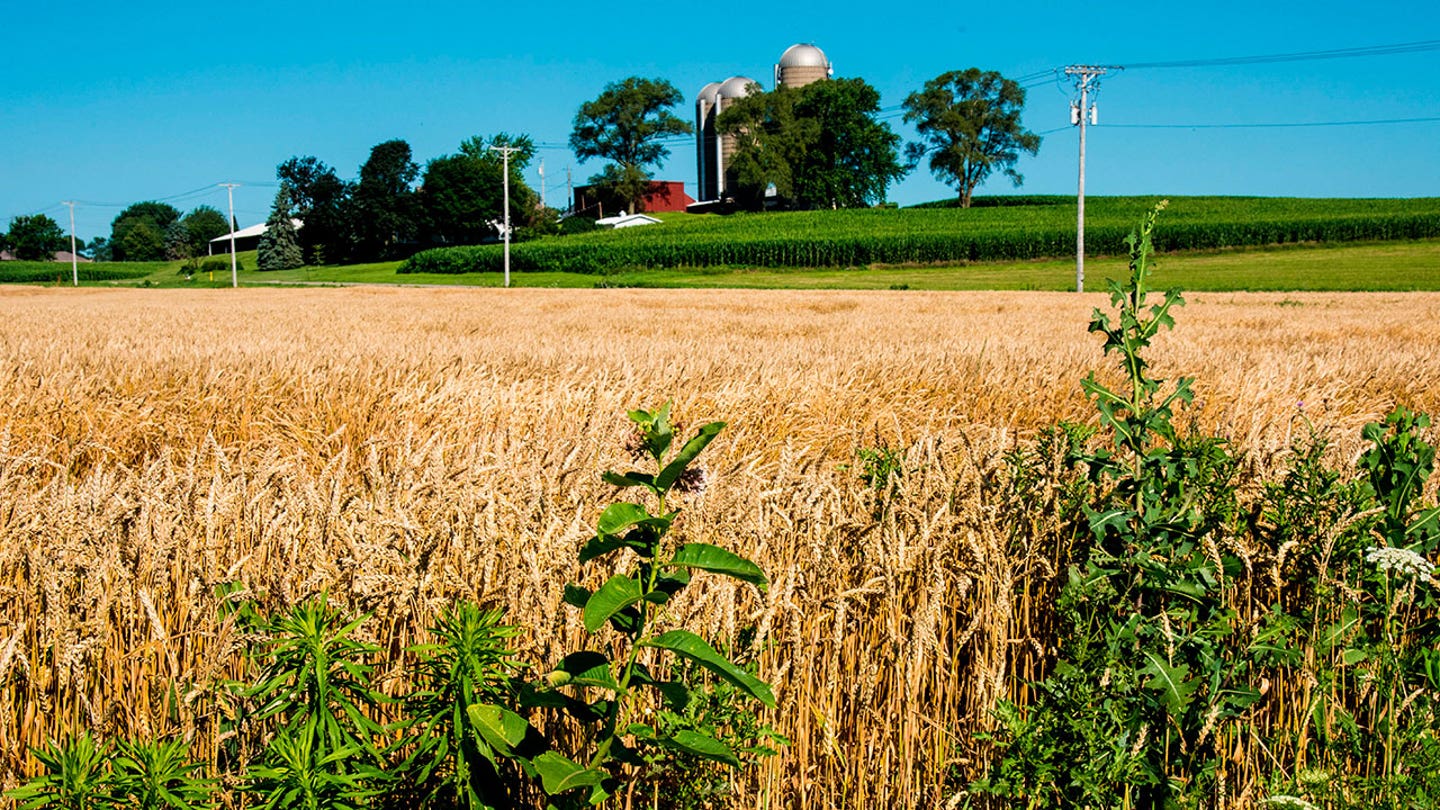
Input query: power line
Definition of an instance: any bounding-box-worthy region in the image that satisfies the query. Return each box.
[1123,38,1440,70]
[1100,115,1440,129]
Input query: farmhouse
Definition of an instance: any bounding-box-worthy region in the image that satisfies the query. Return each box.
[0,250,91,263]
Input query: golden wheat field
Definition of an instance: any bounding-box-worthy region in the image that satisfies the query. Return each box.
[1,285,1438,808]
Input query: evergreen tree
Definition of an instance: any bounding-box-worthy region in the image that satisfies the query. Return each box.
[257,186,304,271]
[163,220,190,261]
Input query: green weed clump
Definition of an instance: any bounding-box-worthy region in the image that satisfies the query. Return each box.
[968,202,1440,809]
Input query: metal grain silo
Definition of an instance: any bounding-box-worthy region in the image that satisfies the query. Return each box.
[775,43,832,89]
[695,76,757,202]
[696,82,722,202]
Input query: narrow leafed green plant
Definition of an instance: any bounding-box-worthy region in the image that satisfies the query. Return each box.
[246,726,380,810]
[109,737,214,810]
[4,732,112,810]
[534,403,776,806]
[397,602,540,809]
[245,595,389,806]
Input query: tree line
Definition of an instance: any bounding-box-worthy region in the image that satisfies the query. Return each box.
[3,65,1040,265]
[576,67,1043,213]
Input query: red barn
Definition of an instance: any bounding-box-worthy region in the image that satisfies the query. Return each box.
[572,180,695,218]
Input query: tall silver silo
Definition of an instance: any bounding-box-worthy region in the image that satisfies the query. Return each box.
[775,43,832,89]
[696,81,722,202]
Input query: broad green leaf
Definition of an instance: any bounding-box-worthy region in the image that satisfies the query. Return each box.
[1140,651,1197,716]
[659,730,740,767]
[1341,647,1368,666]
[597,503,651,537]
[671,543,768,591]
[467,703,532,757]
[603,470,656,490]
[584,575,645,633]
[532,751,605,795]
[631,666,692,711]
[656,421,725,491]
[563,584,591,610]
[642,629,775,708]
[551,651,620,691]
[578,534,626,564]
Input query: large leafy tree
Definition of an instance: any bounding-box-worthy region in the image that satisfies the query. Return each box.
[120,220,164,263]
[5,214,67,260]
[902,68,1042,208]
[570,77,692,212]
[719,78,905,210]
[181,205,231,257]
[349,139,419,261]
[110,201,181,261]
[257,185,304,271]
[276,156,352,265]
[420,133,538,246]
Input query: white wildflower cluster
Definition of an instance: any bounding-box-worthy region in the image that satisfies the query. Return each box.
[1364,546,1436,580]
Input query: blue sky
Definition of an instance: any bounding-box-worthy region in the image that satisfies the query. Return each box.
[2,1,1437,241]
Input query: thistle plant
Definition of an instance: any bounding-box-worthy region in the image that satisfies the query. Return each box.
[534,403,776,806]
[975,201,1259,808]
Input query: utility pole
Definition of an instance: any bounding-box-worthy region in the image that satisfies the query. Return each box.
[566,167,573,215]
[219,183,241,288]
[62,201,78,286]
[1064,65,1119,293]
[488,144,518,287]
[538,158,546,210]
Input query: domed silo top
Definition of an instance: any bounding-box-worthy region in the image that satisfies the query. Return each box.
[776,44,832,89]
[779,43,829,68]
[717,76,758,99]
[697,81,721,107]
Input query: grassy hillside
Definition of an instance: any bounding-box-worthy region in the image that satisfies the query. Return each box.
[400,196,1440,275]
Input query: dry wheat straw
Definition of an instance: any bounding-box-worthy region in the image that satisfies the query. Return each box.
[0,287,1437,807]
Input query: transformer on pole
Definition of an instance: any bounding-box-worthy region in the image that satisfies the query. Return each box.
[1063,65,1120,293]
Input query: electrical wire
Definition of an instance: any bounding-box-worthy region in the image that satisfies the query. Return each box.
[1099,115,1440,129]
[1123,39,1440,69]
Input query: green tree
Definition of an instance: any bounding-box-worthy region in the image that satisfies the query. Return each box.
[902,68,1042,208]
[181,205,231,257]
[5,214,67,260]
[164,220,190,261]
[719,78,905,210]
[257,185,304,271]
[110,201,181,261]
[570,77,692,212]
[349,138,419,261]
[420,133,538,247]
[277,156,352,265]
[121,220,164,262]
[87,235,111,261]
